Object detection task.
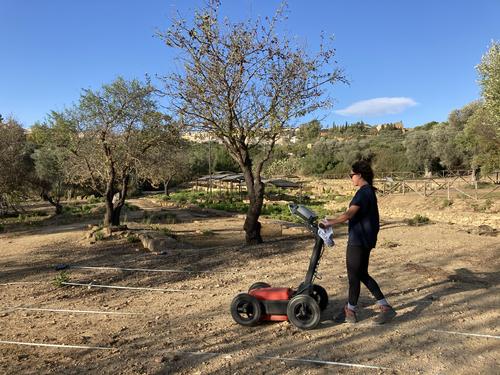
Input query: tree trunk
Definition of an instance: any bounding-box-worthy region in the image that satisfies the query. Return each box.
[104,173,130,228]
[111,205,122,226]
[104,195,114,228]
[242,163,264,244]
[104,201,123,227]
[41,191,63,215]
[163,177,171,196]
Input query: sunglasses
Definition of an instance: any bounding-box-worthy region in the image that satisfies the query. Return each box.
[349,173,359,178]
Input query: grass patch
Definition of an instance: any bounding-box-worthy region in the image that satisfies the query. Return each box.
[63,203,102,217]
[406,214,430,226]
[161,227,177,238]
[150,225,177,239]
[53,271,70,287]
[87,196,104,204]
[0,223,4,232]
[143,211,177,224]
[0,211,50,226]
[381,241,400,248]
[199,201,249,213]
[127,234,140,243]
[124,202,140,211]
[94,230,105,241]
[158,191,209,205]
[201,229,215,236]
[471,198,493,212]
[441,199,453,208]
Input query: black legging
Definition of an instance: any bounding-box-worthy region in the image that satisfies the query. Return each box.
[346,245,385,306]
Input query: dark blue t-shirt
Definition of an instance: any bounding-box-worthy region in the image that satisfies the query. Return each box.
[348,185,379,249]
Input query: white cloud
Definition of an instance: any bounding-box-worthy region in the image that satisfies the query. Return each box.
[335,97,418,117]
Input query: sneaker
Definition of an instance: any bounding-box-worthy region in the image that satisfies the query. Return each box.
[334,304,357,323]
[373,305,396,325]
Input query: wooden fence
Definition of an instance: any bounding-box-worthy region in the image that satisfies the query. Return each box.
[376,171,499,200]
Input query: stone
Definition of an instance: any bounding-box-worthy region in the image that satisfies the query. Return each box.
[260,223,283,237]
[138,232,181,253]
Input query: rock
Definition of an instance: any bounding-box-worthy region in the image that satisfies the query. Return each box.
[163,353,179,362]
[138,232,181,253]
[477,224,497,236]
[261,223,282,237]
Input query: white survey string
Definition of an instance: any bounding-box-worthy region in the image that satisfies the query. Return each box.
[181,351,390,370]
[0,340,113,350]
[61,281,201,293]
[432,329,500,340]
[0,282,45,286]
[6,307,145,315]
[71,265,234,274]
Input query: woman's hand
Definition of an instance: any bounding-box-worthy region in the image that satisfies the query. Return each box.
[319,219,331,229]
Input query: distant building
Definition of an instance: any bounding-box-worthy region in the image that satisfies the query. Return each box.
[375,121,405,132]
[184,127,300,145]
[182,131,222,143]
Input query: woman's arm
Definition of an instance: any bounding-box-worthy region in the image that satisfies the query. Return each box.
[321,205,360,227]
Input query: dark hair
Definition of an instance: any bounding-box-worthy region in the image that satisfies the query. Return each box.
[352,160,375,187]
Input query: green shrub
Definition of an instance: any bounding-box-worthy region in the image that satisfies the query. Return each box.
[94,230,104,241]
[143,211,177,224]
[127,234,140,243]
[161,227,177,239]
[63,203,101,217]
[201,229,215,236]
[200,201,249,213]
[441,199,453,208]
[87,196,104,204]
[471,198,493,212]
[0,224,4,232]
[53,271,70,287]
[406,214,430,226]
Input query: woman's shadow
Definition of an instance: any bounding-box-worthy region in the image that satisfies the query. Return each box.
[318,268,498,327]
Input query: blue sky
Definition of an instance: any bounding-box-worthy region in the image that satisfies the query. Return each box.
[1,0,499,128]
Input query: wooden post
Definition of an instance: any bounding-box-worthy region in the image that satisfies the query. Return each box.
[402,180,405,195]
[447,181,450,200]
[424,181,427,197]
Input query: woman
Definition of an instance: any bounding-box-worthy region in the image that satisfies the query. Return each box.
[320,160,396,324]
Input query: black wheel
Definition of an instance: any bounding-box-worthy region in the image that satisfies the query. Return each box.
[230,293,262,326]
[312,284,329,311]
[248,282,271,292]
[287,295,321,330]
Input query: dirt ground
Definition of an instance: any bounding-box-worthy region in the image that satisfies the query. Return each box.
[0,195,499,374]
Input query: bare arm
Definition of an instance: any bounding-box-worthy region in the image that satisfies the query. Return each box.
[321,205,360,227]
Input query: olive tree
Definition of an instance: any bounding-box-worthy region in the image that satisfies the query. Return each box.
[0,117,33,213]
[29,116,74,214]
[159,1,345,243]
[463,41,500,173]
[54,77,176,228]
[405,130,436,175]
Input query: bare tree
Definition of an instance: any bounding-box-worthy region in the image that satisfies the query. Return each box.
[159,1,345,243]
[139,130,191,196]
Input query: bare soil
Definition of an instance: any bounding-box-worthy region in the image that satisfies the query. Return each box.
[0,195,499,374]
